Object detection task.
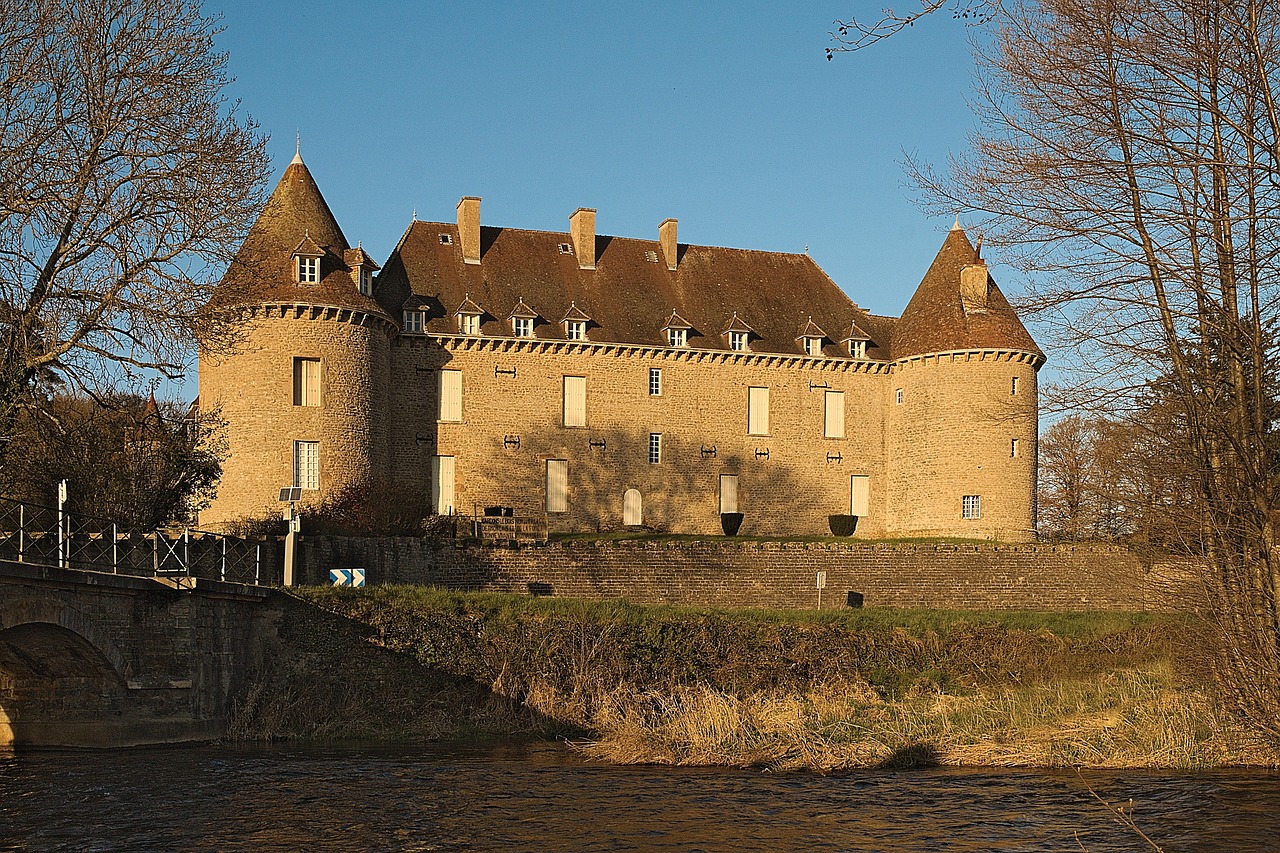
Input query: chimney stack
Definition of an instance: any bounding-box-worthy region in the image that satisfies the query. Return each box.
[457,196,481,265]
[659,218,678,271]
[570,207,597,270]
[960,262,989,314]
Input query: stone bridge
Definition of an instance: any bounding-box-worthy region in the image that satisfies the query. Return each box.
[0,560,272,749]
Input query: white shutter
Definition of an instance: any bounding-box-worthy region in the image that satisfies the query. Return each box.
[623,489,642,525]
[303,359,320,406]
[824,391,845,439]
[439,370,462,421]
[432,455,455,515]
[546,460,568,513]
[850,475,870,517]
[563,376,586,427]
[747,387,769,435]
[719,474,739,514]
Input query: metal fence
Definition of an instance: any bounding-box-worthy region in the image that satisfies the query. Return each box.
[0,496,271,585]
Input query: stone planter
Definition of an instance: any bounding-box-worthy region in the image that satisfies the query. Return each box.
[720,512,744,536]
[828,514,858,536]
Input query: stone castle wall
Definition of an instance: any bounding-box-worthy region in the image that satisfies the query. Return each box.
[296,536,1156,612]
[200,306,393,527]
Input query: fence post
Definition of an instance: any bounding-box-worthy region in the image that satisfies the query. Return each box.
[17,504,23,563]
[112,523,118,573]
[183,528,190,578]
[255,543,261,585]
[221,536,227,582]
[152,533,158,576]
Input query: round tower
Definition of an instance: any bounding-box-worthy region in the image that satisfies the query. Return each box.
[885,224,1044,541]
[198,152,394,528]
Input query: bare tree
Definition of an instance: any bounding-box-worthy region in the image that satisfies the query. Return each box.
[827,0,1003,56]
[902,0,1280,739]
[0,0,268,456]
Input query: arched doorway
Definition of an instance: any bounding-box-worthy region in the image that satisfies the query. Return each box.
[623,489,642,526]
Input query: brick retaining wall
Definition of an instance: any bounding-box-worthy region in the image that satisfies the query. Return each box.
[295,536,1159,611]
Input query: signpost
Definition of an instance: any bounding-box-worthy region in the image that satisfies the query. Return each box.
[279,487,302,586]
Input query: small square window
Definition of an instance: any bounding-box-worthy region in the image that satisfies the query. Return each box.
[558,243,573,254]
[895,388,904,405]
[649,433,662,464]
[649,368,662,396]
[962,495,982,519]
[729,331,748,351]
[565,320,586,341]
[402,310,424,333]
[667,328,688,348]
[297,256,319,283]
[459,313,480,335]
[644,250,659,263]
[440,234,453,244]
[513,317,534,337]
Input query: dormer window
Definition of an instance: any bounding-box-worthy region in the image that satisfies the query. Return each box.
[803,337,823,356]
[357,268,373,296]
[667,328,688,347]
[297,256,319,283]
[729,331,748,352]
[403,310,424,333]
[513,317,534,338]
[565,320,586,340]
[849,340,867,359]
[459,313,480,335]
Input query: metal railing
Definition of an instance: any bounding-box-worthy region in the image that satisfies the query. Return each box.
[0,496,271,586]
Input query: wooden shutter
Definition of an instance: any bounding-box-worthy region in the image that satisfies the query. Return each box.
[563,376,586,427]
[719,474,739,514]
[850,475,870,517]
[824,391,845,439]
[546,460,568,513]
[623,489,642,525]
[747,387,769,435]
[432,456,455,515]
[439,370,462,421]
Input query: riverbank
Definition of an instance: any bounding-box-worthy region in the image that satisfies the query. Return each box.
[233,586,1278,769]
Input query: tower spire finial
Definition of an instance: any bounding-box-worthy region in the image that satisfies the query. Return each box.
[951,212,962,231]
[291,130,303,165]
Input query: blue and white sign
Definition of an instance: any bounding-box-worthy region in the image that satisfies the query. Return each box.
[329,568,366,587]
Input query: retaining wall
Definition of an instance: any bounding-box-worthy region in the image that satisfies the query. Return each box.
[295,536,1160,611]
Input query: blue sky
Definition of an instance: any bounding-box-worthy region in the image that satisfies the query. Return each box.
[180,2,988,395]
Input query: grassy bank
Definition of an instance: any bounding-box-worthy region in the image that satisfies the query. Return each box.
[249,586,1276,768]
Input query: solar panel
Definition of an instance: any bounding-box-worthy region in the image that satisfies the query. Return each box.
[278,487,302,502]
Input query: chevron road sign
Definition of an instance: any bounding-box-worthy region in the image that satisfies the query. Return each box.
[329,568,366,587]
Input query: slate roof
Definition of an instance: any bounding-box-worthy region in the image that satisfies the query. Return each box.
[892,226,1042,361]
[210,158,389,317]
[375,220,895,359]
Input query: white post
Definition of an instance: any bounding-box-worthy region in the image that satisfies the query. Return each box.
[283,501,298,586]
[57,479,67,569]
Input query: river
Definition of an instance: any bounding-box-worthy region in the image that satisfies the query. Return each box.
[1,742,1276,851]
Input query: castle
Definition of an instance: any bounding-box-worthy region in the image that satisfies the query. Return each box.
[198,154,1044,540]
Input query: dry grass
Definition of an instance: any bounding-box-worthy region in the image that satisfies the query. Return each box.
[570,667,1279,771]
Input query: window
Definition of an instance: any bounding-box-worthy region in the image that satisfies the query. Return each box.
[439,369,462,422]
[850,475,870,517]
[719,474,739,514]
[563,376,586,427]
[849,340,867,359]
[296,256,319,283]
[895,388,903,405]
[513,317,533,338]
[649,432,662,464]
[293,441,319,491]
[1011,438,1020,458]
[747,386,769,435]
[962,495,982,519]
[824,391,845,439]
[667,328,688,347]
[432,455,455,515]
[649,367,662,396]
[403,310,424,333]
[565,320,586,341]
[459,313,480,335]
[357,268,372,296]
[439,234,453,244]
[546,459,568,513]
[644,250,659,263]
[293,358,320,407]
[729,331,748,351]
[558,243,573,254]
[1011,376,1020,395]
[803,337,822,356]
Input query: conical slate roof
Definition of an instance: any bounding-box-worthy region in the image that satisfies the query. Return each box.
[891,226,1042,361]
[210,156,387,315]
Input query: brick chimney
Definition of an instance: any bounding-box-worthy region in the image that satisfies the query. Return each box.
[457,196,481,265]
[659,218,678,271]
[570,207,596,270]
